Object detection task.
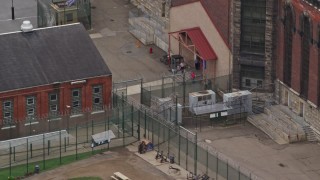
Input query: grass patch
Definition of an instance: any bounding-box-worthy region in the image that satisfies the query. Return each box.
[68,177,102,180]
[0,149,104,179]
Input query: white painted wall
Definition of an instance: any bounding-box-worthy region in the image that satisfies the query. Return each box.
[170,2,232,78]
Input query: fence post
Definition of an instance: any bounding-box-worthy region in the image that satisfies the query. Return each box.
[86,122,89,143]
[122,92,125,147]
[131,104,134,136]
[48,140,50,155]
[162,76,164,98]
[76,124,78,160]
[206,146,208,174]
[138,110,141,141]
[167,127,170,155]
[176,96,178,126]
[144,110,147,138]
[183,72,186,108]
[152,116,154,143]
[118,107,120,137]
[92,119,94,137]
[178,126,180,165]
[140,80,143,104]
[158,122,160,151]
[9,142,11,178]
[108,116,110,150]
[13,146,15,162]
[186,132,188,171]
[30,143,33,158]
[216,152,218,180]
[43,134,45,170]
[27,138,29,174]
[194,132,197,176]
[227,160,229,180]
[59,130,62,164]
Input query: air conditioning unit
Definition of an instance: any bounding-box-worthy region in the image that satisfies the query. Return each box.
[189,90,216,112]
[223,90,252,115]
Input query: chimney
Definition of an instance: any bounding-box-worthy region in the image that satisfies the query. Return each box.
[21,20,33,33]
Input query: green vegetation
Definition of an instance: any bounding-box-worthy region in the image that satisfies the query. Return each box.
[0,150,103,179]
[68,177,102,180]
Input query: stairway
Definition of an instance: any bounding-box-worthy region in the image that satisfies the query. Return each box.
[302,126,318,142]
[248,114,288,144]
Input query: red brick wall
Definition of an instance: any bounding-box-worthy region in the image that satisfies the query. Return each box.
[0,76,112,123]
[277,0,320,106]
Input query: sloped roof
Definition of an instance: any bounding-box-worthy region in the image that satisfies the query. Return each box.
[0,23,111,92]
[183,27,217,60]
[171,0,230,47]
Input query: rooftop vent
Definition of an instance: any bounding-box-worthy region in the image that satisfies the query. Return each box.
[21,20,33,33]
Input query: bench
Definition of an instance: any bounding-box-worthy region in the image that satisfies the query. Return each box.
[114,172,130,180]
[110,175,118,180]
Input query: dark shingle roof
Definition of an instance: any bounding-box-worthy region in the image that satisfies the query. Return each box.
[0,23,111,92]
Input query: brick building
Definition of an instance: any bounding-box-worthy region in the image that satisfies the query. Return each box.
[275,0,320,132]
[0,23,112,137]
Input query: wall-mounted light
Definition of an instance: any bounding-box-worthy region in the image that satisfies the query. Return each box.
[70,80,86,85]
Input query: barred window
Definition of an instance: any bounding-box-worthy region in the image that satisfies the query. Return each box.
[240,0,266,54]
[300,16,311,99]
[283,6,294,87]
[3,99,14,125]
[92,85,103,111]
[71,89,81,114]
[26,96,36,122]
[49,92,59,118]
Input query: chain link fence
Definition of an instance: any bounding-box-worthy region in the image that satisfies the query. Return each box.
[113,91,259,180]
[37,0,91,29]
[0,104,139,179]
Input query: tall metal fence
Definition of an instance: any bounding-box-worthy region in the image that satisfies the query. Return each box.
[114,93,259,180]
[0,104,139,179]
[37,0,91,29]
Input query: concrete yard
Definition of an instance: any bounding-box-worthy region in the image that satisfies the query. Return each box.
[196,123,320,180]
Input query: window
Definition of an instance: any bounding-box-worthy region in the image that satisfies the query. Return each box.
[26,96,36,121]
[3,99,13,125]
[27,108,34,116]
[240,0,266,54]
[245,79,251,86]
[66,13,73,22]
[257,80,263,87]
[300,15,311,99]
[72,101,80,108]
[71,89,81,114]
[241,65,264,88]
[49,92,59,118]
[50,94,57,101]
[93,87,100,94]
[283,5,293,87]
[27,97,34,105]
[50,105,58,111]
[73,90,79,97]
[4,112,11,118]
[94,98,100,104]
[92,85,103,111]
[162,2,166,17]
[4,101,11,108]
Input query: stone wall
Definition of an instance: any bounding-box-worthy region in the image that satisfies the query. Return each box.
[276,80,320,133]
[231,0,277,91]
[130,0,170,28]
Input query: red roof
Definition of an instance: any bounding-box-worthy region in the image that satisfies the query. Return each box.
[173,27,217,60]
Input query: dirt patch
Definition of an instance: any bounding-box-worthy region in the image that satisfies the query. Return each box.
[27,147,173,180]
